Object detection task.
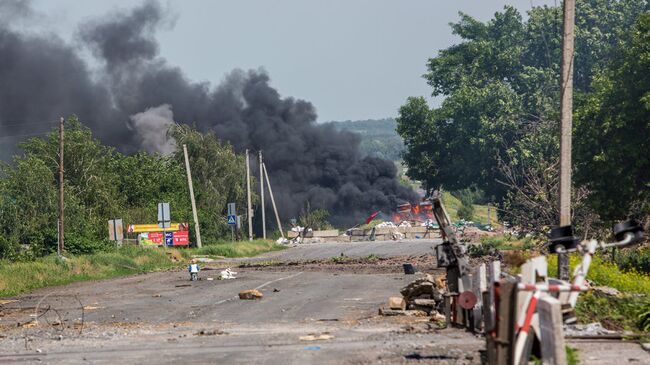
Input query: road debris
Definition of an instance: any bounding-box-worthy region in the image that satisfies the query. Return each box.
[238,289,263,300]
[299,333,334,341]
[219,268,237,280]
[378,309,428,317]
[0,300,18,305]
[195,329,228,336]
[388,297,406,310]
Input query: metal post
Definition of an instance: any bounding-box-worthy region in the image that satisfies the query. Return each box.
[259,151,266,239]
[246,149,253,241]
[263,163,285,240]
[558,0,575,281]
[58,117,65,254]
[183,144,202,248]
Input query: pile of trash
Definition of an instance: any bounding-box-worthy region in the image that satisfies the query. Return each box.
[375,221,398,228]
[381,274,446,318]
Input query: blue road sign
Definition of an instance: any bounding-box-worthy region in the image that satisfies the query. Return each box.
[227,215,236,225]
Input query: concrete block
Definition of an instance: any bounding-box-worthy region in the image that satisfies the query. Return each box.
[388,296,407,310]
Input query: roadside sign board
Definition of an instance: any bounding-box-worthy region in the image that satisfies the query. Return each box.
[157,202,171,228]
[227,215,236,225]
[127,223,188,233]
[108,219,123,241]
[227,203,236,216]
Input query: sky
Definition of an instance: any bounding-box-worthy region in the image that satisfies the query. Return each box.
[30,0,556,123]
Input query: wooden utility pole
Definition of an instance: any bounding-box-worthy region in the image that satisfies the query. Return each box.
[58,117,65,255]
[183,144,202,248]
[263,163,285,240]
[259,151,266,239]
[245,149,253,241]
[558,0,575,281]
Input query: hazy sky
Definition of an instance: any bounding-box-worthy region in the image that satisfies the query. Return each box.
[31,0,555,122]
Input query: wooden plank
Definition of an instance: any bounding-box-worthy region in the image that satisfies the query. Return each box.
[538,296,567,365]
[495,281,517,365]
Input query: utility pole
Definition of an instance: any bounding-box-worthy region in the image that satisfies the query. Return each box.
[263,163,285,240]
[558,0,575,280]
[183,144,202,248]
[245,149,253,241]
[259,151,266,239]
[58,117,65,255]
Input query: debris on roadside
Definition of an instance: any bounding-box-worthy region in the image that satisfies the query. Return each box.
[380,273,446,319]
[378,309,428,317]
[388,297,407,310]
[195,329,228,336]
[219,268,237,280]
[299,333,334,341]
[238,289,263,300]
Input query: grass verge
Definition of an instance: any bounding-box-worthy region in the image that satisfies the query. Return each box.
[0,239,285,298]
[191,239,286,258]
[547,253,650,331]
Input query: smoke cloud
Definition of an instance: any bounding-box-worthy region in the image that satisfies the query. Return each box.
[129,104,175,155]
[0,0,418,224]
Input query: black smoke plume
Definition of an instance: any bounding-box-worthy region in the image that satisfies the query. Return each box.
[0,0,417,224]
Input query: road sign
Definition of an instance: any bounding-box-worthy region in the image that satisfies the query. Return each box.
[158,202,171,228]
[227,215,236,225]
[227,203,236,216]
[108,219,123,241]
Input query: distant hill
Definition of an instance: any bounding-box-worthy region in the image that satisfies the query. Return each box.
[326,118,404,161]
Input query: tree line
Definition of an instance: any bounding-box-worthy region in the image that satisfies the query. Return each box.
[0,120,251,259]
[397,1,650,235]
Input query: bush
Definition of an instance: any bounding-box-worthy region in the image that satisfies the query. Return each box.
[614,247,650,273]
[457,189,475,221]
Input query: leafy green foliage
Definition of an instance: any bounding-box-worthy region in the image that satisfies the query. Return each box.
[298,202,332,230]
[614,247,650,273]
[0,119,252,259]
[456,189,476,221]
[397,1,650,229]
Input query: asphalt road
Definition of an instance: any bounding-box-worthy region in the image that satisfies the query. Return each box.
[0,238,488,364]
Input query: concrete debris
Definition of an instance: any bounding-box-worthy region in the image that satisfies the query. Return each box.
[219,268,237,280]
[394,274,446,314]
[238,289,263,300]
[564,322,618,336]
[299,333,334,341]
[0,300,18,305]
[388,297,407,310]
[276,237,289,245]
[399,221,412,228]
[376,222,397,228]
[593,286,622,297]
[378,308,428,317]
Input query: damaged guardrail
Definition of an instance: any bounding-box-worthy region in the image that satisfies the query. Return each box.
[428,191,646,365]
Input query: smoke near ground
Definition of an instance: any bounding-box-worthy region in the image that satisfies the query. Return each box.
[0,0,417,224]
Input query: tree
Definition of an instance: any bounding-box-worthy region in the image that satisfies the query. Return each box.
[397,1,649,229]
[575,13,650,221]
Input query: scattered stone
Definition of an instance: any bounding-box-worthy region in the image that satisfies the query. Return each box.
[388,297,407,310]
[413,299,436,307]
[239,289,263,300]
[593,286,622,297]
[195,329,228,336]
[379,308,428,317]
[273,288,280,292]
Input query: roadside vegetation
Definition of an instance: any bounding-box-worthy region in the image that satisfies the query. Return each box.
[0,239,284,298]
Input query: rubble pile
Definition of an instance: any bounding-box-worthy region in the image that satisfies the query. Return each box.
[380,274,446,318]
[399,274,445,314]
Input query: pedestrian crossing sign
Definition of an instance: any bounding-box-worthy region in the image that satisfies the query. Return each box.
[227,215,236,225]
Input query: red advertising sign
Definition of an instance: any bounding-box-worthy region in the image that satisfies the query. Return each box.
[172,231,189,246]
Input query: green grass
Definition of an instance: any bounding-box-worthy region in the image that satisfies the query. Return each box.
[0,246,189,298]
[191,239,286,258]
[547,253,650,331]
[441,191,500,228]
[0,239,285,298]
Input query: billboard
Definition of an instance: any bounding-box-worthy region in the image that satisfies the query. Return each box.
[138,230,189,246]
